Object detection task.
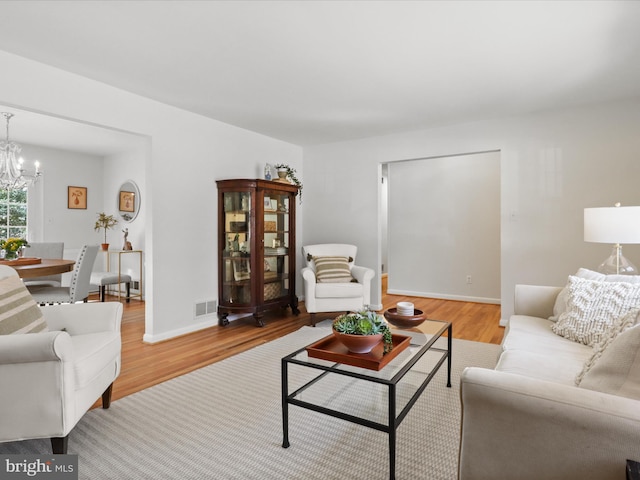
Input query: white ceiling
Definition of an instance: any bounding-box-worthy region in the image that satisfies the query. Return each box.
[0,0,639,151]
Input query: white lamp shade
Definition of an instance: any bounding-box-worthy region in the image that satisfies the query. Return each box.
[584,206,640,244]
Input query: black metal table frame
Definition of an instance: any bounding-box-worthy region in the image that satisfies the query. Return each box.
[281,321,452,480]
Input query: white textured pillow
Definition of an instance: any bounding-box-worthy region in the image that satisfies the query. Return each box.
[575,308,640,385]
[549,268,640,322]
[551,276,640,346]
[579,322,640,400]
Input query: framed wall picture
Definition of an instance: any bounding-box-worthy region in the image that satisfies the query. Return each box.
[68,186,87,209]
[119,191,135,212]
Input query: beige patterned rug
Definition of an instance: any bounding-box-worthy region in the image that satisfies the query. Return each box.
[0,325,500,479]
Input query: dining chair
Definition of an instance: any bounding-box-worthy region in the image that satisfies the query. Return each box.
[27,245,99,304]
[23,242,64,287]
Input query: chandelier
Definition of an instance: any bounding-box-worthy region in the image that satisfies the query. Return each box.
[0,113,42,190]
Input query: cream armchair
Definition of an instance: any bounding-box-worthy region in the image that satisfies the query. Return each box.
[0,266,122,454]
[301,244,374,326]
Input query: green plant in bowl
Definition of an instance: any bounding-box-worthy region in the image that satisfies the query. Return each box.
[333,310,393,354]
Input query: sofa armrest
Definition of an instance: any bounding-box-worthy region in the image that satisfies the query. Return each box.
[350,265,374,284]
[41,302,123,335]
[459,367,640,480]
[0,331,75,441]
[513,284,562,318]
[301,266,316,285]
[301,267,317,312]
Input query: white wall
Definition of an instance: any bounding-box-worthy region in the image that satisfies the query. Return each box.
[303,99,640,323]
[386,152,500,303]
[0,50,303,342]
[101,144,148,288]
[103,145,147,252]
[21,142,149,286]
[22,143,103,249]
[21,143,107,286]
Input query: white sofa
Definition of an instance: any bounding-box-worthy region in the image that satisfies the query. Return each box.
[459,282,640,480]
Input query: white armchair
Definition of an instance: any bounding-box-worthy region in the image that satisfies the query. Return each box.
[0,266,122,454]
[301,244,375,326]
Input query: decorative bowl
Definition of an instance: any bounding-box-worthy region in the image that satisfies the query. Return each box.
[332,330,383,354]
[383,308,426,329]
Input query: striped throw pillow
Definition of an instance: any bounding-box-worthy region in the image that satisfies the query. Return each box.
[0,274,47,335]
[313,256,355,283]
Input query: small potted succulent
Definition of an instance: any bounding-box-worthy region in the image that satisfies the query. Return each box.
[94,212,118,251]
[332,310,393,354]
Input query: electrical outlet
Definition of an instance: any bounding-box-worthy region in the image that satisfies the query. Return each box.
[466,275,472,284]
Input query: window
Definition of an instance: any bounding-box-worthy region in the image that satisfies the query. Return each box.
[0,189,28,240]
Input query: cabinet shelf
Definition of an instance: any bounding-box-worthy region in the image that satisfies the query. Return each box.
[264,273,289,282]
[217,179,300,327]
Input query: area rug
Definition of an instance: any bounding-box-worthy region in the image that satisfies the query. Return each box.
[0,325,500,479]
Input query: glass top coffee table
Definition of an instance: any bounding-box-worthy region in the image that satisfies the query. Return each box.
[281,319,452,480]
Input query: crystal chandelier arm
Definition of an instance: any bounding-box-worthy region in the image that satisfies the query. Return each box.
[0,112,42,190]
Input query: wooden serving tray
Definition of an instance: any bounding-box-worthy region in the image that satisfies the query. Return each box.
[0,257,42,266]
[306,333,411,371]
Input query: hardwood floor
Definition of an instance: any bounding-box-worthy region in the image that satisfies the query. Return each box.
[96,291,503,406]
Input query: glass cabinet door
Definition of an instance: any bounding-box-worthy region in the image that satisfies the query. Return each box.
[222,191,251,304]
[263,191,290,301]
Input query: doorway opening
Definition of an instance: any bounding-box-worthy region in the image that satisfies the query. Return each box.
[380,151,501,304]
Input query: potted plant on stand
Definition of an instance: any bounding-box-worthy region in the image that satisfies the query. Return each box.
[94,212,118,251]
[332,310,393,354]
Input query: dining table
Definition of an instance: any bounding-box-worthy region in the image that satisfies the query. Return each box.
[0,258,76,279]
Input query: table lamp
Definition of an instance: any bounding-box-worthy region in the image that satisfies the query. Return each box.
[584,203,640,274]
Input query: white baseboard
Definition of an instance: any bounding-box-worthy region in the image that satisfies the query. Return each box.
[143,317,218,344]
[386,289,501,305]
[499,317,509,327]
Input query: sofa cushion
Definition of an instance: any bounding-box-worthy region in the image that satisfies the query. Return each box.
[313,256,355,283]
[496,349,589,385]
[551,276,640,346]
[315,282,363,299]
[0,274,47,335]
[503,315,593,358]
[576,308,640,385]
[579,322,640,400]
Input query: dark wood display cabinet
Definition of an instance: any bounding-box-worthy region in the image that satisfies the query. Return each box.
[216,179,300,327]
